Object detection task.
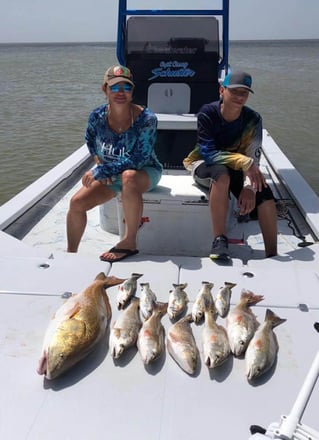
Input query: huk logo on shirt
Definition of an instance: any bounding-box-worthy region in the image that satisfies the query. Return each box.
[101,142,125,159]
[149,61,195,81]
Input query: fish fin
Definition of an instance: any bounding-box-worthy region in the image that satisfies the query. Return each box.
[185,313,194,323]
[68,304,82,319]
[102,292,112,321]
[112,328,121,338]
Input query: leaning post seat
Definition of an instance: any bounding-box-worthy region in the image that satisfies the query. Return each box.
[125,16,220,169]
[126,16,220,115]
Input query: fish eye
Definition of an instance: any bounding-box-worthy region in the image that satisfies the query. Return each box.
[59,353,64,358]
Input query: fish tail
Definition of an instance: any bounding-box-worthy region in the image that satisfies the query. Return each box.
[104,276,127,288]
[265,309,287,328]
[155,301,168,316]
[172,282,188,290]
[95,272,107,281]
[241,289,264,305]
[202,281,214,289]
[225,281,237,289]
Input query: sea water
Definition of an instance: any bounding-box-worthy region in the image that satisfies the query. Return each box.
[1,40,319,205]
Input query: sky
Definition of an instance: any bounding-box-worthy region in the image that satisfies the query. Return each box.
[0,0,318,43]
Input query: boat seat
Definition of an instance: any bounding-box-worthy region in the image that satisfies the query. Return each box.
[100,173,235,257]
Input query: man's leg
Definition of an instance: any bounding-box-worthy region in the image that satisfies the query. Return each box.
[257,199,277,257]
[210,173,231,238]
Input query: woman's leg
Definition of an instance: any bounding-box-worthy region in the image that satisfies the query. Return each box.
[100,169,150,261]
[67,180,115,252]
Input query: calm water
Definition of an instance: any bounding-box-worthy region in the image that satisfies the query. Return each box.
[1,40,319,205]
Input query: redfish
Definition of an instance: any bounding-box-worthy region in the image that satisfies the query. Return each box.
[137,301,168,364]
[167,314,198,375]
[226,289,264,357]
[202,305,231,368]
[37,273,124,380]
[245,309,286,380]
[109,297,142,359]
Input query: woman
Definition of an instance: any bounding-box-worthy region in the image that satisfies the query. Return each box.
[66,65,163,262]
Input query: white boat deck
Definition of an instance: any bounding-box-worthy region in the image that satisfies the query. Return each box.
[1,235,319,439]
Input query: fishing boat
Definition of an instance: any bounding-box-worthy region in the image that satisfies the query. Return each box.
[0,1,318,439]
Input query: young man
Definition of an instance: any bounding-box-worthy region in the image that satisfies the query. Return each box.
[183,71,277,260]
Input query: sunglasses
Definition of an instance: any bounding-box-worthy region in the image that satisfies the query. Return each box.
[109,83,133,93]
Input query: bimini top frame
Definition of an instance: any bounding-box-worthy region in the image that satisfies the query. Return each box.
[116,0,230,76]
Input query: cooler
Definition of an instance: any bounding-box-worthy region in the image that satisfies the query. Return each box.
[117,174,212,256]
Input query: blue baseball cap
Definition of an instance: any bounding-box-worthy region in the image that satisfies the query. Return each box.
[223,71,254,93]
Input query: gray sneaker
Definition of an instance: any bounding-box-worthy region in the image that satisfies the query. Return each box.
[209,235,230,261]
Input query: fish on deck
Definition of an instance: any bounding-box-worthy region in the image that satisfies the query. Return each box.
[139,282,157,320]
[245,308,286,380]
[167,283,189,320]
[117,273,143,310]
[214,281,237,318]
[109,297,142,359]
[226,289,264,357]
[191,281,214,324]
[167,314,199,375]
[37,273,124,380]
[202,305,231,369]
[137,301,168,365]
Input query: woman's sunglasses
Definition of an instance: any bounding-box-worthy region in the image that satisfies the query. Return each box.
[109,83,133,93]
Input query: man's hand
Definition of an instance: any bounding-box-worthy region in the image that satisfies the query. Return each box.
[246,163,267,192]
[238,188,256,215]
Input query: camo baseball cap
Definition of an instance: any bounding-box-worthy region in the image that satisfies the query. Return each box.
[103,65,134,86]
[223,71,254,93]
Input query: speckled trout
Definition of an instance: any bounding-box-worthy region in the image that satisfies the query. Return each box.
[214,281,237,318]
[140,282,157,320]
[117,273,143,310]
[37,273,124,380]
[192,281,214,323]
[167,314,198,375]
[167,283,189,320]
[245,309,286,380]
[109,297,142,359]
[202,305,231,368]
[226,289,264,357]
[137,301,168,364]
